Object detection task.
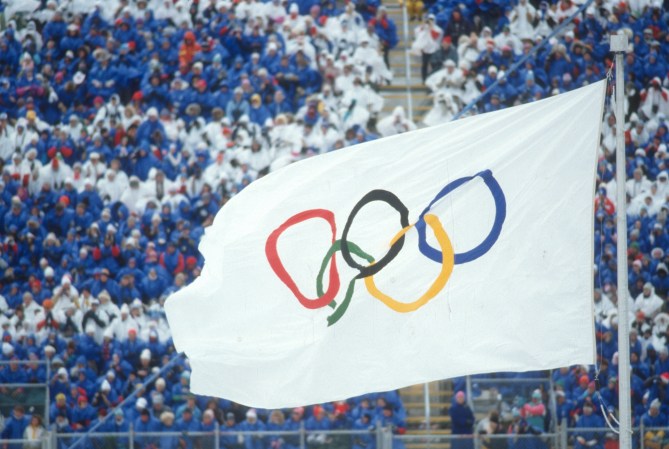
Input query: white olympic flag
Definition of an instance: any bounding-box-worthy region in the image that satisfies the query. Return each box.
[166,81,604,408]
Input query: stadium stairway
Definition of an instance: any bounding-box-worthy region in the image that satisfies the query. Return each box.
[380,5,432,127]
[399,381,454,449]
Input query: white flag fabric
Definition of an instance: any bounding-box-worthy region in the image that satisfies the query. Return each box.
[166,81,604,408]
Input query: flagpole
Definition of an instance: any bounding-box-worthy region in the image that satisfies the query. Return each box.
[611,31,631,449]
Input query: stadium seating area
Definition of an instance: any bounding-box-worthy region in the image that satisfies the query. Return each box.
[0,0,667,444]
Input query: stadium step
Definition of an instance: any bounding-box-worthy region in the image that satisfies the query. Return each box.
[403,402,451,409]
[404,442,451,449]
[399,381,454,433]
[406,415,452,425]
[405,430,453,435]
[390,62,423,69]
[383,4,431,128]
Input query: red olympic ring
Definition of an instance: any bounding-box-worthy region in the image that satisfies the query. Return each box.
[265,209,340,309]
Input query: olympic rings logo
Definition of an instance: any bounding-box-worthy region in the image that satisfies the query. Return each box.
[265,170,507,326]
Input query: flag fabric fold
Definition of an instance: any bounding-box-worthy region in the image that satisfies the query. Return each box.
[165,81,605,408]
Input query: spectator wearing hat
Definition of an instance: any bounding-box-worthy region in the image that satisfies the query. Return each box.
[239,409,266,449]
[117,274,141,308]
[426,59,465,102]
[91,378,119,414]
[523,390,546,430]
[21,292,44,333]
[177,407,202,449]
[140,268,168,303]
[636,282,664,318]
[412,14,443,83]
[652,262,669,296]
[554,390,575,427]
[656,348,669,376]
[85,143,112,177]
[640,78,669,120]
[71,394,96,430]
[128,396,149,424]
[449,391,474,449]
[598,376,618,411]
[0,112,14,160]
[135,348,153,381]
[179,31,202,67]
[376,106,416,137]
[628,167,653,198]
[443,9,472,45]
[377,405,406,449]
[170,370,191,405]
[370,6,398,69]
[158,411,180,449]
[573,400,604,449]
[78,178,104,216]
[78,321,103,369]
[50,365,71,398]
[430,36,459,75]
[102,408,130,437]
[135,407,160,449]
[136,108,167,146]
[153,377,172,407]
[89,50,118,101]
[220,411,242,449]
[151,392,172,419]
[643,399,668,449]
[132,142,162,182]
[91,268,121,300]
[475,410,503,449]
[351,411,374,449]
[306,405,333,445]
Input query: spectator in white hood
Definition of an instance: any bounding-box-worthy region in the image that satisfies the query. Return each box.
[376,106,417,137]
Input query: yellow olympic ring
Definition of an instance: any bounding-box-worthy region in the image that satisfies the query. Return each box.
[364,213,455,313]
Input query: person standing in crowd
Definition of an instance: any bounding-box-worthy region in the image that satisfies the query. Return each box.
[1,406,30,447]
[412,14,443,82]
[22,414,45,449]
[450,391,475,449]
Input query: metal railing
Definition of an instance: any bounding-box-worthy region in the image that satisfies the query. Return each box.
[397,431,562,449]
[0,424,661,449]
[0,437,48,449]
[53,427,388,449]
[0,360,50,427]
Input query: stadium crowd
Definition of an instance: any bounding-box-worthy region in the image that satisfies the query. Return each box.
[0,0,667,445]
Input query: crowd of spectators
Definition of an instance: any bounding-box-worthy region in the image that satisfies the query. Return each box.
[413,0,664,125]
[0,0,668,444]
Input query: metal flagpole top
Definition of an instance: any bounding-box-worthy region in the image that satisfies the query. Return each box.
[609,31,629,53]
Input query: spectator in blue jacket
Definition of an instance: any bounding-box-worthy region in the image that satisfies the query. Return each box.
[177,408,202,449]
[371,7,398,67]
[1,405,30,445]
[135,408,160,449]
[449,391,474,449]
[642,399,668,449]
[573,401,604,449]
[220,412,242,449]
[239,409,266,449]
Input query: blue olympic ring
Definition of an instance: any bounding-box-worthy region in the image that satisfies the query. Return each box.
[415,169,507,265]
